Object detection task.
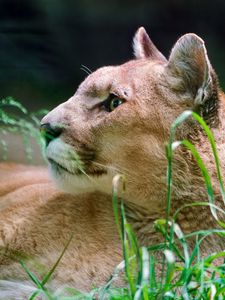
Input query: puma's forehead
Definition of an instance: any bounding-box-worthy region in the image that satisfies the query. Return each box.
[76,59,165,100]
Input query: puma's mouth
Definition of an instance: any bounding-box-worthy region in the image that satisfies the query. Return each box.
[48,157,107,177]
[87,168,108,176]
[45,139,114,194]
[46,139,108,178]
[48,158,76,175]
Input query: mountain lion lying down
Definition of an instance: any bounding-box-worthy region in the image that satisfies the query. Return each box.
[0,27,225,296]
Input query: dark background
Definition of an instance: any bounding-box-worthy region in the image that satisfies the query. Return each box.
[0,0,225,111]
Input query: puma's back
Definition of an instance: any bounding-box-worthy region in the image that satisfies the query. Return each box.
[1,27,225,297]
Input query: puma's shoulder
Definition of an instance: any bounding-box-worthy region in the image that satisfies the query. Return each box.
[0,162,50,197]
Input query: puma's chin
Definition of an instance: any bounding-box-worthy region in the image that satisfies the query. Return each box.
[45,139,113,195]
[50,167,114,195]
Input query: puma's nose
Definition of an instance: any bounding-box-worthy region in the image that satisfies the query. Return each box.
[40,123,63,146]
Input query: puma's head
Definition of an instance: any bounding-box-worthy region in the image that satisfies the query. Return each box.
[41,27,221,209]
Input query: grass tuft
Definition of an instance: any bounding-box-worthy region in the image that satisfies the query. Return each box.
[0,97,47,161]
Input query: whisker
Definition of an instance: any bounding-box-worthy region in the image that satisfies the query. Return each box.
[92,161,118,172]
[80,65,92,75]
[92,161,130,177]
[77,165,96,184]
[80,67,90,75]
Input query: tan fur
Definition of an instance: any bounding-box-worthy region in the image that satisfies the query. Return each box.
[1,27,225,295]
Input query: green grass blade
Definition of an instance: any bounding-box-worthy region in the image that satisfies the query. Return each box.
[149,254,157,292]
[29,290,41,300]
[120,201,136,298]
[112,174,126,240]
[179,140,217,221]
[19,260,53,300]
[141,247,150,285]
[164,249,175,287]
[42,234,73,286]
[191,111,225,203]
[19,260,43,289]
[162,111,193,285]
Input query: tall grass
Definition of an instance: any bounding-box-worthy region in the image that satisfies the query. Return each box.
[1,102,225,299]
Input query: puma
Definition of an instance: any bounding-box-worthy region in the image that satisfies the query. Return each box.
[0,27,225,296]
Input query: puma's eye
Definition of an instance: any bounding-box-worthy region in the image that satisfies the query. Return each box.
[110,97,124,111]
[102,94,125,112]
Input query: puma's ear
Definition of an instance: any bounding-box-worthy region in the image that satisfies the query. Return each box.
[167,33,216,106]
[133,27,167,62]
